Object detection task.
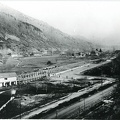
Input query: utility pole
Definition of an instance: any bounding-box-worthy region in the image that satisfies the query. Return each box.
[56,110,58,119]
[78,99,81,118]
[78,105,80,118]
[19,75,22,119]
[20,96,21,119]
[84,98,85,111]
[19,81,21,119]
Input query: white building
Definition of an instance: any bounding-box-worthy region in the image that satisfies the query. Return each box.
[11,54,18,58]
[41,49,48,55]
[0,72,17,87]
[34,52,42,57]
[0,69,51,87]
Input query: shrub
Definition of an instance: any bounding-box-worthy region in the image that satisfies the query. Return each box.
[47,60,52,65]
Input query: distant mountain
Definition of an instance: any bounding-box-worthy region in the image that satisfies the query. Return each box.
[73,35,102,49]
[0,4,97,55]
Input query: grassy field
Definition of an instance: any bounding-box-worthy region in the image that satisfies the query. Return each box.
[0,55,87,74]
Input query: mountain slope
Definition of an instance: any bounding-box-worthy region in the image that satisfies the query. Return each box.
[0,4,96,55]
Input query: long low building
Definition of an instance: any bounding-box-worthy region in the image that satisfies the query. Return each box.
[0,70,50,87]
[17,70,49,83]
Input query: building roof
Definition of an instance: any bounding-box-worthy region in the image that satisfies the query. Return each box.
[0,72,17,78]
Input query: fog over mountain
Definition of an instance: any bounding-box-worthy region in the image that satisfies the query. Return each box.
[0,1,120,47]
[0,0,119,56]
[0,3,100,55]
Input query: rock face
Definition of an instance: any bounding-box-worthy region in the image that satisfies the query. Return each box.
[0,4,96,55]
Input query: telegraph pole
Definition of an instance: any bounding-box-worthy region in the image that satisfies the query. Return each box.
[56,109,58,119]
[78,105,80,118]
[78,99,80,118]
[84,98,85,111]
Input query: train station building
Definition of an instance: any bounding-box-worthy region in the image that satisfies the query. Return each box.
[0,69,51,87]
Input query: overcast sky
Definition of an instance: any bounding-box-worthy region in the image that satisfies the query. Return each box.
[0,1,120,46]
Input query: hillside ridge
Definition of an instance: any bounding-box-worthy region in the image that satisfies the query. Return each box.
[0,3,97,56]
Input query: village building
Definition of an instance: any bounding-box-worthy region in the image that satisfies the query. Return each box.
[0,53,2,60]
[46,49,52,56]
[0,68,52,87]
[60,51,66,55]
[0,41,6,51]
[90,50,96,56]
[11,52,23,58]
[53,49,61,55]
[11,54,19,58]
[33,52,42,57]
[80,52,86,57]
[0,72,17,87]
[41,48,48,55]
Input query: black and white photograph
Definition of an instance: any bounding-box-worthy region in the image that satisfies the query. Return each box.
[0,0,120,119]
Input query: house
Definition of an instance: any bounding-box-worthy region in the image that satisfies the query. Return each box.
[90,50,96,56]
[60,51,66,55]
[34,52,42,57]
[41,49,48,55]
[0,53,2,59]
[47,49,52,56]
[0,54,3,64]
[53,49,61,55]
[80,52,86,57]
[11,54,18,58]
[11,53,23,58]
[0,72,17,87]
